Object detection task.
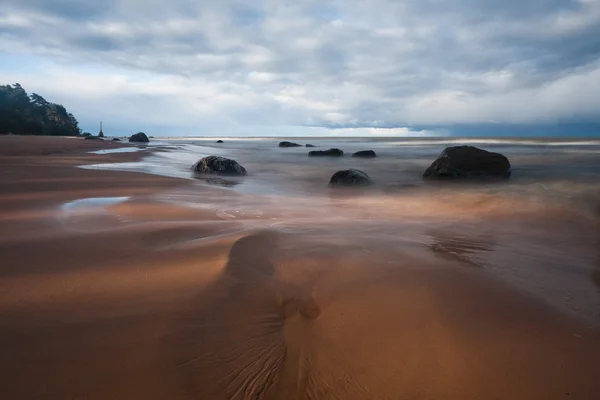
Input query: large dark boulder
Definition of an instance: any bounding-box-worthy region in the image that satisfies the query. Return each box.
[352,150,376,158]
[129,132,149,143]
[309,148,344,157]
[279,141,302,147]
[192,156,247,176]
[423,146,511,179]
[329,169,372,186]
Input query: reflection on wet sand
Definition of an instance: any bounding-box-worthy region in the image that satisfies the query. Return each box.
[594,205,600,292]
[193,176,242,187]
[426,229,495,268]
[167,231,320,399]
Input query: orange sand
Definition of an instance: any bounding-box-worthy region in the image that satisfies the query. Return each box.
[0,136,599,399]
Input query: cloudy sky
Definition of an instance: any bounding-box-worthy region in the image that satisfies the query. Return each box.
[1,0,599,136]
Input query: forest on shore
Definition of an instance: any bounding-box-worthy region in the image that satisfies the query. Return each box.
[0,83,81,136]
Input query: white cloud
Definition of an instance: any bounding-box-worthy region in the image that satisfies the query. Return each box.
[328,127,445,136]
[404,61,600,124]
[0,0,599,135]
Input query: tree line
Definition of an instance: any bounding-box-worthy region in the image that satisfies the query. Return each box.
[0,83,81,136]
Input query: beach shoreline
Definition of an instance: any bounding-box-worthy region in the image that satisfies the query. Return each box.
[1,135,599,399]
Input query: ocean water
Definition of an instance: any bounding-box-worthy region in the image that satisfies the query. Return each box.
[85,137,600,212]
[83,137,600,324]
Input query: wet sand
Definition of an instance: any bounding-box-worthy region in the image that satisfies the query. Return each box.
[1,136,600,399]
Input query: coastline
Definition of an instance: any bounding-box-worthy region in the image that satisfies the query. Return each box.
[1,136,599,399]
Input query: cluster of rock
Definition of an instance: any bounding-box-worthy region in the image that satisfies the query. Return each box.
[190,144,512,188]
[278,141,319,148]
[82,132,104,140]
[79,130,153,143]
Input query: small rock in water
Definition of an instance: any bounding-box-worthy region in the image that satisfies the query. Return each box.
[129,132,149,143]
[309,148,344,157]
[352,150,377,158]
[192,156,247,176]
[306,144,316,147]
[329,169,372,186]
[279,141,302,148]
[423,145,511,179]
[112,138,120,141]
[216,140,224,143]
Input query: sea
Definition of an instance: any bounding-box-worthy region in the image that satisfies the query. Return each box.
[83,137,600,325]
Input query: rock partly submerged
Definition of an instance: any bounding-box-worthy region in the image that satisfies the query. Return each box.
[306,144,316,148]
[352,150,377,158]
[308,148,344,157]
[423,145,511,179]
[329,169,372,186]
[216,140,224,143]
[129,132,149,143]
[192,156,247,176]
[279,141,302,148]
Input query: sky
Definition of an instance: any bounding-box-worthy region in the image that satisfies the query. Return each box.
[1,0,599,137]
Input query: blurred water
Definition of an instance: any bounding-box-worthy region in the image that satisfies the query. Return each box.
[79,137,600,323]
[61,196,131,212]
[83,137,600,214]
[89,147,145,155]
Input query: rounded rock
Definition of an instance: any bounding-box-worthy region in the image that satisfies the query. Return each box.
[192,156,247,176]
[309,148,344,157]
[329,169,372,186]
[279,141,302,148]
[423,145,511,179]
[129,132,149,143]
[352,150,377,158]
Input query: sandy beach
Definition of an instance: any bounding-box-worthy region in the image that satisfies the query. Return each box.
[1,136,599,400]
